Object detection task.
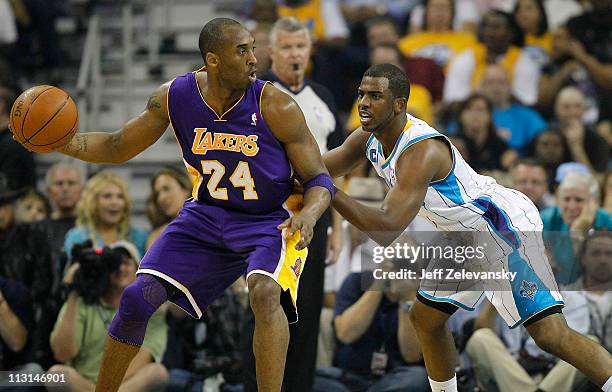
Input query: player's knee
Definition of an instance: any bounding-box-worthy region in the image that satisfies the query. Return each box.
[118,275,167,322]
[409,301,449,333]
[530,324,570,356]
[248,275,281,316]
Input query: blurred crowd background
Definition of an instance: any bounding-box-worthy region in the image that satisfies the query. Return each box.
[0,0,610,391]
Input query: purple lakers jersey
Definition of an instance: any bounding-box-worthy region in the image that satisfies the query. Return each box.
[168,72,293,213]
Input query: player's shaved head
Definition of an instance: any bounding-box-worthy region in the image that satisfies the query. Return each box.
[363,63,410,100]
[199,18,243,64]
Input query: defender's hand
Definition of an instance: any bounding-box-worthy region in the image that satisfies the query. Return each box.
[278,213,316,250]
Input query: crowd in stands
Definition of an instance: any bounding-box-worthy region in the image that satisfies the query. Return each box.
[0,0,610,391]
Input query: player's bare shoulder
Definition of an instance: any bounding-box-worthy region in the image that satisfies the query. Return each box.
[144,80,173,120]
[259,82,307,142]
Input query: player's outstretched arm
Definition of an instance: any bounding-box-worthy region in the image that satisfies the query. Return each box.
[262,84,332,249]
[333,138,452,246]
[59,82,171,164]
[322,128,370,178]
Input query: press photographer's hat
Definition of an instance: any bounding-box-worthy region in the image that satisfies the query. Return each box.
[347,177,386,208]
[110,240,141,264]
[0,172,26,205]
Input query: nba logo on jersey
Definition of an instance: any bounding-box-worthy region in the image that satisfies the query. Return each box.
[251,113,257,126]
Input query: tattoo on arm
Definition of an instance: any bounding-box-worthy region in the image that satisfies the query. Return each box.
[146,94,161,110]
[61,134,87,158]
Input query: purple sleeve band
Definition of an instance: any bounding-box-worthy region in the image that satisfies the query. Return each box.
[303,173,335,199]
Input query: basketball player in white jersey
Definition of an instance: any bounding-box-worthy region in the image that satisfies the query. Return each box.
[323,64,612,392]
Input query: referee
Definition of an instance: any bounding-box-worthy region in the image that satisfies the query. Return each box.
[242,16,345,392]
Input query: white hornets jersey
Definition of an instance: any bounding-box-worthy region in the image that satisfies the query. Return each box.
[366,114,537,232]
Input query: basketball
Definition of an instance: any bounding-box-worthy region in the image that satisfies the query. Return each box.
[9,85,79,153]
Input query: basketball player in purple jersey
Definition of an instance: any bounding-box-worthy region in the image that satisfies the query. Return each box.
[53,18,334,392]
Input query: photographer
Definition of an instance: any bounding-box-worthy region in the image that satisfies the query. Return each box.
[313,260,428,392]
[48,241,168,392]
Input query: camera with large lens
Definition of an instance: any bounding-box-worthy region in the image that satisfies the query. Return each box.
[70,240,122,304]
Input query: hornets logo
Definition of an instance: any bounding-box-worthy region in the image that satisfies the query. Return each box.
[519,280,537,301]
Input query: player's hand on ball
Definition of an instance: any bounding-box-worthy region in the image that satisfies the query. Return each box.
[278,213,316,250]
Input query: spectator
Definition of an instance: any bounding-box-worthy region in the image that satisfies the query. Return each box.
[510,158,555,211]
[145,167,191,249]
[466,293,592,392]
[513,0,550,65]
[276,0,349,46]
[537,26,601,122]
[339,0,413,30]
[0,276,43,389]
[408,0,480,34]
[455,93,517,172]
[313,268,429,392]
[552,86,609,172]
[45,161,84,221]
[64,171,148,259]
[14,188,51,223]
[369,17,446,103]
[527,129,570,191]
[479,64,547,154]
[49,241,168,391]
[0,171,52,313]
[444,10,541,106]
[399,0,477,69]
[566,0,612,125]
[602,171,612,214]
[14,0,63,83]
[570,231,612,351]
[0,86,35,191]
[541,172,612,284]
[0,171,53,367]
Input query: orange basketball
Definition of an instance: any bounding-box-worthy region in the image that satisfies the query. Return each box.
[9,85,79,153]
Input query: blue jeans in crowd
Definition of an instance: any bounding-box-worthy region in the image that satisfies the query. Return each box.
[313,366,431,392]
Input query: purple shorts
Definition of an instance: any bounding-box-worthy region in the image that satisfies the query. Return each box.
[138,196,307,323]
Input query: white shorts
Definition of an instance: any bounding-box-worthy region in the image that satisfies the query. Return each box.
[418,187,564,328]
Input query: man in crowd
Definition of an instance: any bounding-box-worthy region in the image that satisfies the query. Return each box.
[314,261,429,392]
[479,65,547,154]
[552,86,609,172]
[510,158,554,211]
[541,172,612,284]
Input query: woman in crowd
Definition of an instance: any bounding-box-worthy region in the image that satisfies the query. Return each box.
[456,93,517,172]
[145,166,191,249]
[513,0,550,65]
[444,10,541,106]
[64,171,147,258]
[399,0,477,69]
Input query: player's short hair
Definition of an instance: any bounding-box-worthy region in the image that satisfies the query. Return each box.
[269,16,311,47]
[363,63,410,100]
[198,18,242,64]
